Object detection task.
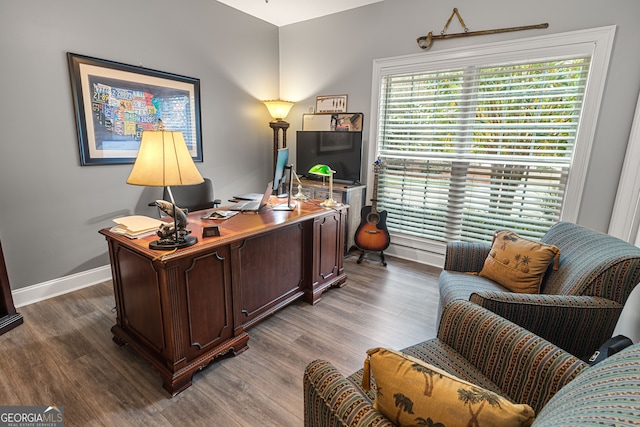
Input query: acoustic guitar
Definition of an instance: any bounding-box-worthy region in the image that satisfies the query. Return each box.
[354,159,391,252]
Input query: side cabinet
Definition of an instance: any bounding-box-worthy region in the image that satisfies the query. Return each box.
[299,179,365,255]
[305,208,347,304]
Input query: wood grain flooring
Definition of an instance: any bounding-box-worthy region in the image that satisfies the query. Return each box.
[0,253,440,426]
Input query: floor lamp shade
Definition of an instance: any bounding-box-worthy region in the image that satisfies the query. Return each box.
[126,130,203,187]
[263,100,294,120]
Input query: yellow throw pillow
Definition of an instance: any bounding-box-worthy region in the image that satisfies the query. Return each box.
[478,230,560,293]
[362,347,535,427]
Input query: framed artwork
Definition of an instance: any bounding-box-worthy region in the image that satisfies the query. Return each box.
[302,113,363,131]
[67,53,203,165]
[316,94,348,113]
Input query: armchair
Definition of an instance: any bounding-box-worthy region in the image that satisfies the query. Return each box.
[438,221,640,358]
[304,300,589,426]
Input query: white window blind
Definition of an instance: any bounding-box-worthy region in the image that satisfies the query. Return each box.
[377,56,591,242]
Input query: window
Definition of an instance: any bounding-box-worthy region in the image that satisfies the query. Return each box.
[369,26,615,256]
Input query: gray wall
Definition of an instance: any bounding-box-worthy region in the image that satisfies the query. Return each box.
[280,0,640,231]
[0,0,280,290]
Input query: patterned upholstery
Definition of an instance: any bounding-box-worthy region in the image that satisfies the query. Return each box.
[303,300,588,426]
[533,343,640,426]
[438,221,640,358]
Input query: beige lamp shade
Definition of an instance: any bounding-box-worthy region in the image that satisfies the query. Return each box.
[263,100,294,120]
[126,130,203,187]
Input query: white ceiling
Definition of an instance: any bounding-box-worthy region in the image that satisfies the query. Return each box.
[216,0,383,27]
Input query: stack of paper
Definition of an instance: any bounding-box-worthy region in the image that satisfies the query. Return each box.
[110,215,163,239]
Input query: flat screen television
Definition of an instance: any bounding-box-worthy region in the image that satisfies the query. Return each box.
[296,131,362,183]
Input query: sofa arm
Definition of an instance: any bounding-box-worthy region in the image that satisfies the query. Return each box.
[443,241,490,272]
[438,300,588,413]
[303,360,393,427]
[470,292,624,358]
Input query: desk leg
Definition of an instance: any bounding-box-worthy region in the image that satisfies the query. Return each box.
[111,324,249,396]
[160,333,250,396]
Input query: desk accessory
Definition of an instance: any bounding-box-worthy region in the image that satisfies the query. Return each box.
[202,226,221,238]
[126,121,204,250]
[202,210,238,220]
[308,164,339,207]
[292,169,307,200]
[111,215,163,239]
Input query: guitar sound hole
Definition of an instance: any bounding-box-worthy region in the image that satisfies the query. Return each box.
[367,213,380,224]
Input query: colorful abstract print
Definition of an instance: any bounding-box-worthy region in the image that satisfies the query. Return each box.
[89,76,191,150]
[92,83,160,139]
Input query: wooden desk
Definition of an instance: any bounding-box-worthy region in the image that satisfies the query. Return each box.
[100,199,346,395]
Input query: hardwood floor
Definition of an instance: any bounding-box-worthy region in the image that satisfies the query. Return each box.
[0,253,441,426]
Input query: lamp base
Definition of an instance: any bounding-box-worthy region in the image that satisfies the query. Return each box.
[293,184,307,200]
[149,235,198,250]
[320,199,340,208]
[272,202,296,211]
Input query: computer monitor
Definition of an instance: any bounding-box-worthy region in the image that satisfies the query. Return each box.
[273,148,289,196]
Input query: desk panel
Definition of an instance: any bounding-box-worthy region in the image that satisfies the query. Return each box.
[234,222,305,328]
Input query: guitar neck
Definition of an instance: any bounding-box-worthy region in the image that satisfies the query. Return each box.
[370,163,380,213]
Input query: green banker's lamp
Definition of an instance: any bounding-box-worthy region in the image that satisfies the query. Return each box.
[308,164,339,207]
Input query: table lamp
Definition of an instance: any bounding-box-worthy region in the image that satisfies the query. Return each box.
[308,164,339,207]
[263,100,294,174]
[292,169,307,200]
[126,123,204,250]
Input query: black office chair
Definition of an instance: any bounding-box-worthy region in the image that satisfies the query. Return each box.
[150,178,221,213]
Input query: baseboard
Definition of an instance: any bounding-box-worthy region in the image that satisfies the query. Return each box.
[348,241,444,267]
[9,244,440,309]
[384,242,444,268]
[12,265,112,308]
[12,247,637,345]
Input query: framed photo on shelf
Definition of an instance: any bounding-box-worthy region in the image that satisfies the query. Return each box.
[67,52,203,165]
[302,113,363,131]
[316,94,348,113]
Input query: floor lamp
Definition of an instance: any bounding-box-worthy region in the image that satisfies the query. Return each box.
[126,124,204,250]
[263,100,294,174]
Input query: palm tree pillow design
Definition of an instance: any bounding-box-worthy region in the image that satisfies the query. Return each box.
[363,347,535,427]
[478,230,560,294]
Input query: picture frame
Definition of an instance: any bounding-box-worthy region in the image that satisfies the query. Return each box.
[67,52,203,165]
[315,94,348,113]
[302,113,363,131]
